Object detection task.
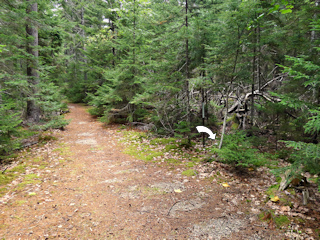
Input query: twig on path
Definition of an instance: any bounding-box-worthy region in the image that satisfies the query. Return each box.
[1,166,9,174]
[167,200,181,216]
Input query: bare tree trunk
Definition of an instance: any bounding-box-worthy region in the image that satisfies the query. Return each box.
[110,19,116,66]
[219,25,241,148]
[81,6,87,81]
[219,93,228,149]
[185,0,190,126]
[311,0,320,41]
[251,25,257,127]
[133,0,136,61]
[26,0,40,123]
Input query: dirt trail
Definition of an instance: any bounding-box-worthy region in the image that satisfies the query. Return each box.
[0,104,287,239]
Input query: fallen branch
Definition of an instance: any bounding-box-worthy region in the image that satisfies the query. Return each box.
[167,200,181,216]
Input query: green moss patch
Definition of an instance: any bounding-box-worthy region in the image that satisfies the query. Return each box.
[8,164,26,174]
[274,215,290,228]
[165,158,180,164]
[15,200,27,206]
[182,169,197,176]
[266,184,280,197]
[150,137,176,145]
[185,162,196,168]
[15,174,41,191]
[0,172,16,187]
[53,146,72,156]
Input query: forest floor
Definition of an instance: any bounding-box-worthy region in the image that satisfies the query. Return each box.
[0,104,319,239]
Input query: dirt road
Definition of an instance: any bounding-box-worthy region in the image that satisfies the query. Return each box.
[0,104,289,239]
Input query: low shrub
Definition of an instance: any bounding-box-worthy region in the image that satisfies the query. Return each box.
[212,131,267,167]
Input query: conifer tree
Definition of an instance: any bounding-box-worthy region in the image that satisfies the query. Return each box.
[26,0,40,123]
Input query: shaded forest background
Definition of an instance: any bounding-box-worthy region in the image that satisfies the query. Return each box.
[1,0,320,187]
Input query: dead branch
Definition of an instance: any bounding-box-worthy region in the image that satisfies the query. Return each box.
[228,90,281,114]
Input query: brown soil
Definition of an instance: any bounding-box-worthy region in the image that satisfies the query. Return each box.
[0,104,318,239]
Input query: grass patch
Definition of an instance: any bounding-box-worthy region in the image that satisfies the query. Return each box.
[182,169,197,176]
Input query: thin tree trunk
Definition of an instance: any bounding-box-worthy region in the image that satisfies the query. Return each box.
[257,26,261,91]
[219,93,228,149]
[251,26,256,127]
[311,0,320,41]
[111,19,116,66]
[219,26,241,148]
[185,0,190,127]
[26,0,40,123]
[133,0,136,68]
[81,6,87,81]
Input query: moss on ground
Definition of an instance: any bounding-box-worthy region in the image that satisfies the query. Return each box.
[274,215,290,228]
[15,200,27,206]
[150,137,176,145]
[182,169,197,176]
[165,158,180,165]
[13,174,41,192]
[186,162,196,168]
[266,184,280,197]
[0,172,15,186]
[121,130,206,167]
[142,186,166,196]
[53,145,72,156]
[124,144,163,162]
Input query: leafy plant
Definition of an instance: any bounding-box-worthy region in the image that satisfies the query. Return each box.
[212,131,267,167]
[0,99,22,159]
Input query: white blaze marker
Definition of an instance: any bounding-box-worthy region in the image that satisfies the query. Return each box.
[196,126,216,140]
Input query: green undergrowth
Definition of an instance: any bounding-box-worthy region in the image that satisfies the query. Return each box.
[212,131,279,168]
[182,169,197,176]
[120,129,208,174]
[15,174,41,192]
[53,143,73,156]
[0,164,27,192]
[0,131,62,198]
[259,210,290,228]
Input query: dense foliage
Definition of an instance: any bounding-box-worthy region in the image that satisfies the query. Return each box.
[1,0,320,186]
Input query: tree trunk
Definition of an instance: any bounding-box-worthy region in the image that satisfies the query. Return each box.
[311,0,320,42]
[133,0,136,68]
[111,19,116,66]
[26,0,40,123]
[81,6,87,81]
[185,0,190,126]
[219,94,228,149]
